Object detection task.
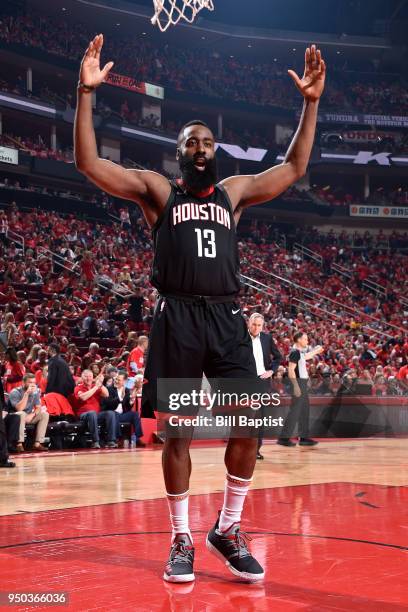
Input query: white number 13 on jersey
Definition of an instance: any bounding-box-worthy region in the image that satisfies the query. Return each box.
[194,228,216,258]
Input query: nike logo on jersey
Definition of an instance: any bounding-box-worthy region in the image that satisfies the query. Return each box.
[232,308,240,314]
[172,202,231,229]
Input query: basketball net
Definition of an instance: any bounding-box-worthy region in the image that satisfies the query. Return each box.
[151,0,214,32]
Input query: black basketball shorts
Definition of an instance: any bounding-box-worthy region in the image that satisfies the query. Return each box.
[141,295,258,418]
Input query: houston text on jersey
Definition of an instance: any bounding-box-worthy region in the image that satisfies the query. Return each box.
[172,202,231,229]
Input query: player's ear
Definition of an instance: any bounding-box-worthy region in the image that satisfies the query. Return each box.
[176,148,180,161]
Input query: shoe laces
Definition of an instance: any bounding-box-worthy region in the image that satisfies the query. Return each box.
[226,529,252,558]
[170,541,194,565]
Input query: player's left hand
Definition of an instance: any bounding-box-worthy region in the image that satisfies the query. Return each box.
[288,44,326,101]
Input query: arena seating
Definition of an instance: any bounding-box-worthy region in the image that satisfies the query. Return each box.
[0,11,407,114]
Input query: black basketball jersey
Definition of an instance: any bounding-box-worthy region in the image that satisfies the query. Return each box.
[151,181,241,296]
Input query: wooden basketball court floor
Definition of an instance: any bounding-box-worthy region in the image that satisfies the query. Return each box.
[0,438,407,611]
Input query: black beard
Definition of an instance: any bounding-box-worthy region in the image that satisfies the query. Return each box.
[178,154,218,193]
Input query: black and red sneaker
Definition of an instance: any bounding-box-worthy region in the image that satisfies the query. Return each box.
[206,518,264,582]
[163,534,195,583]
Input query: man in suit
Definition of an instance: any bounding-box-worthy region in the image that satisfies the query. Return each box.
[248,313,282,460]
[102,370,145,447]
[46,343,75,398]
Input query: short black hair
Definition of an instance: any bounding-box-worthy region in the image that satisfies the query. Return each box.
[48,342,60,354]
[293,331,306,343]
[177,120,211,146]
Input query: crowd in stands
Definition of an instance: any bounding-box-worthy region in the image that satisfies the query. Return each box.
[0,201,153,299]
[0,10,407,114]
[0,175,116,211]
[2,346,147,452]
[0,132,74,162]
[309,184,408,208]
[0,197,155,451]
[296,226,408,252]
[240,220,408,396]
[0,75,66,108]
[0,72,278,151]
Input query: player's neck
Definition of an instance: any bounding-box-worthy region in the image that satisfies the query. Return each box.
[177,178,215,198]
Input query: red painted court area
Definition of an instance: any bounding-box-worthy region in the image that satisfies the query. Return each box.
[0,483,407,611]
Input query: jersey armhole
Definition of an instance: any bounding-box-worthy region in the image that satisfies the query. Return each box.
[288,350,300,363]
[217,183,237,232]
[150,183,176,234]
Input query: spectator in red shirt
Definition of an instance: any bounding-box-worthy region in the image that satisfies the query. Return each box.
[31,349,48,373]
[3,347,26,394]
[73,370,116,449]
[0,285,16,305]
[126,336,148,377]
[35,365,48,395]
[69,365,81,384]
[25,343,42,371]
[397,365,408,392]
[14,301,30,324]
[371,375,388,397]
[80,252,95,282]
[397,364,408,381]
[82,342,103,369]
[87,342,103,362]
[54,317,70,338]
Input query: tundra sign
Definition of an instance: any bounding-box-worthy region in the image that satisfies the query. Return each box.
[316,112,408,128]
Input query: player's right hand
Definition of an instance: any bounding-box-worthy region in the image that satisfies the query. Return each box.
[79,33,114,89]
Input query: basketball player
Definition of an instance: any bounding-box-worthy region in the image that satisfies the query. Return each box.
[74,34,326,583]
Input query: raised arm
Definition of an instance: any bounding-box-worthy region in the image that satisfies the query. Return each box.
[221,45,326,215]
[305,345,324,360]
[74,34,171,227]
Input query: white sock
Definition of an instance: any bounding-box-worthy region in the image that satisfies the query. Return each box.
[218,473,252,533]
[166,490,192,543]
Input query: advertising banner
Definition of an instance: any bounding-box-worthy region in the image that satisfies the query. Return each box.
[105,72,164,99]
[0,146,18,165]
[350,205,408,218]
